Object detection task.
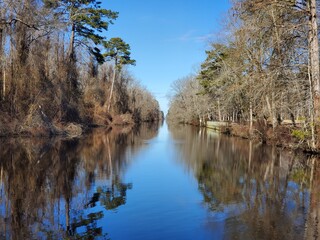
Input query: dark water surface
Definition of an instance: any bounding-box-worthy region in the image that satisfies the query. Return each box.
[0,123,319,239]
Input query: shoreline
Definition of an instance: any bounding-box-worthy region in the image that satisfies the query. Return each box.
[203,121,320,155]
[0,116,162,140]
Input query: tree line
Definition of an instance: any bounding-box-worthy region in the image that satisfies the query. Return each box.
[167,0,320,150]
[0,0,161,136]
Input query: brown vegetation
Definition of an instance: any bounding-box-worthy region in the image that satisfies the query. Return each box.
[0,0,162,137]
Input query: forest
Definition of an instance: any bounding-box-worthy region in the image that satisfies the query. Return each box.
[167,0,320,151]
[0,0,162,137]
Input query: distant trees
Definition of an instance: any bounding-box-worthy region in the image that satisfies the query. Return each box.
[82,66,161,126]
[168,0,320,149]
[127,80,161,122]
[167,75,212,124]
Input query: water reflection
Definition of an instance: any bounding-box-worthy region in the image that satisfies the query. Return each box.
[169,124,319,240]
[1,122,320,239]
[0,123,159,239]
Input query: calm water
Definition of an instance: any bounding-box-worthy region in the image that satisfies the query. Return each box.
[0,123,319,239]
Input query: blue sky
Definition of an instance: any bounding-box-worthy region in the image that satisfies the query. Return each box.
[104,0,231,113]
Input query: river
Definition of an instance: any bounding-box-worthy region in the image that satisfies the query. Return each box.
[0,122,319,239]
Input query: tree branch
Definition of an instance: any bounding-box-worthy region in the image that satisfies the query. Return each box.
[0,18,39,30]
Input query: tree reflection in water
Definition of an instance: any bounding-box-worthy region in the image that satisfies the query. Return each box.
[169,124,319,240]
[0,123,159,239]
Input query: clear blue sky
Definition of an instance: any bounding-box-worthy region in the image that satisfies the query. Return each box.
[104,0,231,113]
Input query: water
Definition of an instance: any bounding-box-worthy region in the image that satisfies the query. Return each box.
[0,123,319,239]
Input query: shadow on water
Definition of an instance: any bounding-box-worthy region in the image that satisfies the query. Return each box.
[0,123,160,239]
[168,124,320,240]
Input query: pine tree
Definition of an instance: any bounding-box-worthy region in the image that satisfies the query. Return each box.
[103,38,136,111]
[44,0,118,63]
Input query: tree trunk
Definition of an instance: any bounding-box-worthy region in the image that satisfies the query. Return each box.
[217,99,221,121]
[232,110,235,122]
[107,65,117,112]
[266,95,276,129]
[308,0,320,148]
[66,23,78,101]
[308,58,316,149]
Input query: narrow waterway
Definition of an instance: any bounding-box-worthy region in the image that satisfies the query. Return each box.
[0,123,319,239]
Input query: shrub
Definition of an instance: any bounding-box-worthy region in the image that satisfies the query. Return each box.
[291,129,309,141]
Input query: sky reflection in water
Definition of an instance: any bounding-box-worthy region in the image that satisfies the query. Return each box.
[0,123,318,239]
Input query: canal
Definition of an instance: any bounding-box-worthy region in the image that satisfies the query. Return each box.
[0,122,319,239]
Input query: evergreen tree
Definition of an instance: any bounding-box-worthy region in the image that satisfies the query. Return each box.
[103,37,136,111]
[44,0,118,63]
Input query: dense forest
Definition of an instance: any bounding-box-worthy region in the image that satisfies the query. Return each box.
[167,0,320,150]
[0,0,162,137]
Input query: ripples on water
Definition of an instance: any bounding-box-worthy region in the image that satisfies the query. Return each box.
[0,122,319,239]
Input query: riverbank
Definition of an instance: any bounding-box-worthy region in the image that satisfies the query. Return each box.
[205,121,318,154]
[0,109,141,138]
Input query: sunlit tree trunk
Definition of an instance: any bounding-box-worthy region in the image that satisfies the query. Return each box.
[217,99,221,121]
[308,60,316,148]
[107,64,117,112]
[308,0,320,148]
[266,95,276,129]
